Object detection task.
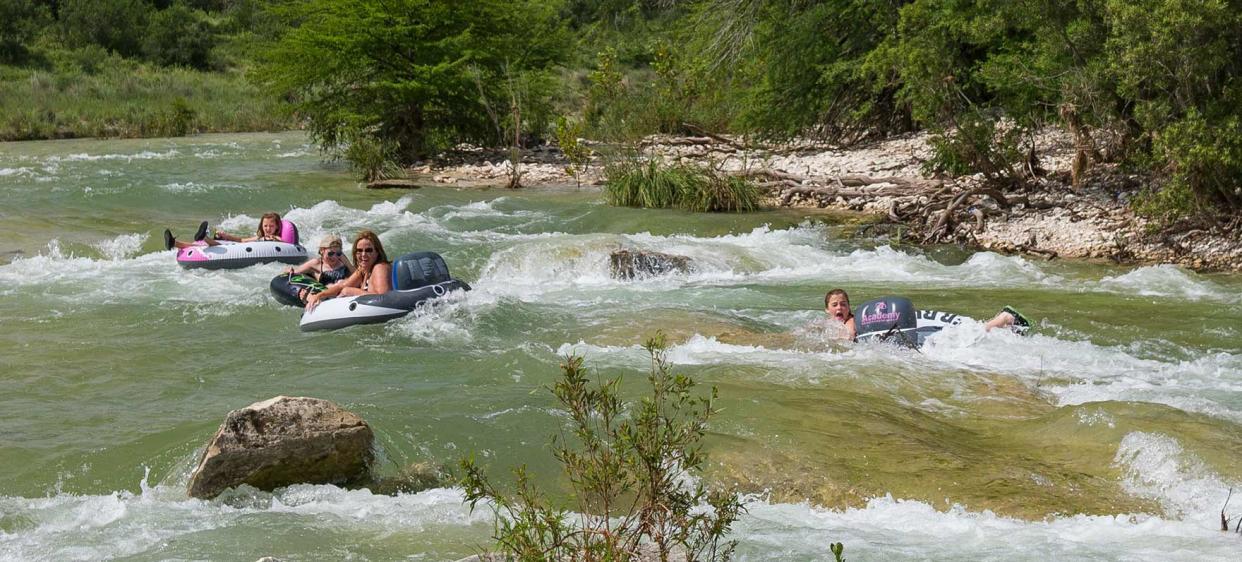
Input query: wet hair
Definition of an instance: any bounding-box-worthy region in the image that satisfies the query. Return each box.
[257,212,282,239]
[352,229,389,268]
[825,288,850,309]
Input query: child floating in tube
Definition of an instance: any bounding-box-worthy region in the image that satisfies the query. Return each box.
[164,212,284,250]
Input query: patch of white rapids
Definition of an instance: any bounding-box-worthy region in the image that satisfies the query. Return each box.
[3,438,1237,562]
[3,183,1241,558]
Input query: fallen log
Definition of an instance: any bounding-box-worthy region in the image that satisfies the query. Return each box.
[366,178,422,189]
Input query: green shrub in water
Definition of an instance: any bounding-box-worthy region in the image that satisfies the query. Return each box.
[605,157,760,213]
[344,136,402,182]
[461,333,745,561]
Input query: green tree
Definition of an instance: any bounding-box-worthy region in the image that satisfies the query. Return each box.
[258,0,571,163]
[705,0,912,143]
[0,0,50,64]
[143,3,216,69]
[59,0,151,58]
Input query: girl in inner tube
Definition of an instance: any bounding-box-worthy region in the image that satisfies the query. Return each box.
[164,212,284,250]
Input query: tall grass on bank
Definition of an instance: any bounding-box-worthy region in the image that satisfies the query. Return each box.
[604,157,761,212]
[0,61,292,141]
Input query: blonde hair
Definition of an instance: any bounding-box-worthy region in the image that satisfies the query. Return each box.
[318,233,343,250]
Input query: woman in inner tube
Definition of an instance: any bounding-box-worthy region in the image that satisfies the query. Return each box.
[305,229,391,311]
[285,233,355,303]
[164,212,284,250]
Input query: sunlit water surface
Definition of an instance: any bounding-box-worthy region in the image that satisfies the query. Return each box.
[2,133,1241,560]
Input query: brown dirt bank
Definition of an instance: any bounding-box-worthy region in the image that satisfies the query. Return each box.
[395,133,1242,272]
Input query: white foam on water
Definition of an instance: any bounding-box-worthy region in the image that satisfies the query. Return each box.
[4,481,1236,560]
[91,234,146,261]
[555,317,1242,422]
[0,484,488,561]
[1095,264,1237,303]
[160,181,250,194]
[1114,432,1232,522]
[0,239,280,311]
[46,150,182,163]
[556,334,934,384]
[0,167,36,177]
[734,493,1236,561]
[471,223,1070,303]
[921,323,1242,423]
[387,289,477,345]
[432,197,542,222]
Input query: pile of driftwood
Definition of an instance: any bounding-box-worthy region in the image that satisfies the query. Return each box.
[639,130,1061,251]
[740,168,1060,244]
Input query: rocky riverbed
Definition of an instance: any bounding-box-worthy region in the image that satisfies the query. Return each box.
[393,132,1242,272]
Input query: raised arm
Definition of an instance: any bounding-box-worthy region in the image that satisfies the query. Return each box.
[287,257,321,276]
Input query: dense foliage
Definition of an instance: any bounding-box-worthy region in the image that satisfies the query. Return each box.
[2,0,1239,219]
[685,0,1242,220]
[605,157,761,212]
[258,0,570,161]
[0,0,288,140]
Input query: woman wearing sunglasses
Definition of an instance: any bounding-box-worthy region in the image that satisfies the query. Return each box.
[282,234,355,301]
[305,230,391,311]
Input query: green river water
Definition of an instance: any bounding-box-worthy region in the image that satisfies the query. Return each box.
[2,132,1241,560]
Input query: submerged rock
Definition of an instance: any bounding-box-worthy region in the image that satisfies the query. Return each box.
[610,249,693,280]
[187,396,374,499]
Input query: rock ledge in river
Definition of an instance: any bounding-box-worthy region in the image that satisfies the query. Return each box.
[188,396,374,499]
[610,249,693,280]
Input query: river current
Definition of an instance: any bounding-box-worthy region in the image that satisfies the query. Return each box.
[2,132,1241,560]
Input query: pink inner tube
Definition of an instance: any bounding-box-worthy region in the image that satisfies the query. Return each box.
[279,219,299,244]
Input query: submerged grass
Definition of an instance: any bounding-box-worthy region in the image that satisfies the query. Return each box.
[0,62,292,141]
[604,157,760,212]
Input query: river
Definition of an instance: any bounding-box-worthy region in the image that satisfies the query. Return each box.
[2,132,1241,560]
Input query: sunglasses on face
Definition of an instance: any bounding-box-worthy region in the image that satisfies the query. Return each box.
[324,250,342,257]
[357,247,376,254]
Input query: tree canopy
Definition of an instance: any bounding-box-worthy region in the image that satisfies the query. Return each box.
[258,0,571,161]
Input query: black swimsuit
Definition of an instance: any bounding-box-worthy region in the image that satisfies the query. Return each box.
[317,263,351,285]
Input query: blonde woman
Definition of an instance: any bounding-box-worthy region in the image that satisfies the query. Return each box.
[287,234,354,284]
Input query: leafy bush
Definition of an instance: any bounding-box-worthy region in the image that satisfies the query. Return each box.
[605,157,760,213]
[344,136,402,182]
[461,334,744,562]
[1136,111,1242,223]
[143,3,216,70]
[605,157,688,209]
[0,0,50,64]
[924,114,1027,187]
[155,96,198,137]
[59,0,151,58]
[554,116,591,189]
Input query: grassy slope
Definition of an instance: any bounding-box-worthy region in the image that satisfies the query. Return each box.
[0,59,292,141]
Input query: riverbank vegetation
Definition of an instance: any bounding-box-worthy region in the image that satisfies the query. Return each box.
[462,334,744,561]
[3,0,1239,222]
[0,0,291,140]
[605,157,761,212]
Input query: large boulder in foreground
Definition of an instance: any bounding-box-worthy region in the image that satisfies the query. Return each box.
[188,396,374,499]
[610,249,693,280]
